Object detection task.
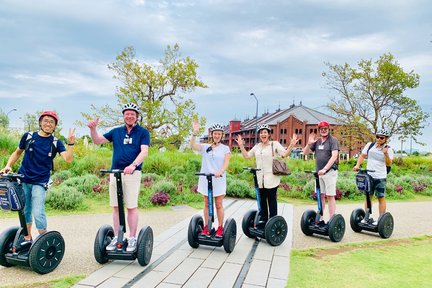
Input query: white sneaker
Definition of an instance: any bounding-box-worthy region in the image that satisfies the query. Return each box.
[360,219,367,224]
[106,236,117,251]
[126,237,137,252]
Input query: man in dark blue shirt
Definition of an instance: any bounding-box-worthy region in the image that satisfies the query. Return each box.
[1,111,76,247]
[87,103,150,252]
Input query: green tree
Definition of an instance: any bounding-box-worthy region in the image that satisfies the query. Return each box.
[323,53,429,145]
[0,110,8,128]
[80,44,207,148]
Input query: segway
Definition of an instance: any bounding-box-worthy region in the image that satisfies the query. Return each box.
[300,170,345,242]
[188,173,237,253]
[241,168,288,246]
[350,169,394,238]
[0,173,65,274]
[94,169,153,266]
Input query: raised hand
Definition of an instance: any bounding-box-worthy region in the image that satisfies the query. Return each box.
[290,133,299,146]
[87,118,100,129]
[68,128,76,145]
[235,135,244,146]
[307,133,317,145]
[192,119,200,135]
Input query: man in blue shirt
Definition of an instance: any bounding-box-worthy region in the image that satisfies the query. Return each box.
[1,111,76,248]
[87,103,150,252]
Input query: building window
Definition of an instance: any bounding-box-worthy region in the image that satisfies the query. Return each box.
[284,129,287,134]
[299,129,302,134]
[299,139,302,145]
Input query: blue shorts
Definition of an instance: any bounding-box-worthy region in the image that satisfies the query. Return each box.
[22,182,47,230]
[371,178,386,198]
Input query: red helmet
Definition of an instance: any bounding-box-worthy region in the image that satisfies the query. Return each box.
[39,111,59,124]
[317,121,330,128]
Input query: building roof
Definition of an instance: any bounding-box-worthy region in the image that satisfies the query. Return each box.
[237,103,339,131]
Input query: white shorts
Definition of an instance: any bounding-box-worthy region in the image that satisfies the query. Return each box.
[109,171,142,208]
[318,169,338,196]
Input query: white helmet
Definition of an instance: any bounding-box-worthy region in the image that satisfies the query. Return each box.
[257,123,271,133]
[376,128,390,137]
[122,103,140,114]
[209,123,224,132]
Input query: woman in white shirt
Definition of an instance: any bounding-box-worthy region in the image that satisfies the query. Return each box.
[190,120,231,238]
[236,124,297,223]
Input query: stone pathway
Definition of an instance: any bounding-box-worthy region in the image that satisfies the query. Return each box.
[73,199,293,288]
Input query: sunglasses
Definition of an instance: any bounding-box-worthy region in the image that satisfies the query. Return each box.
[206,146,213,153]
[376,135,385,140]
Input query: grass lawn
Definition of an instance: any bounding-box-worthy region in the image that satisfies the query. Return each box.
[288,235,432,288]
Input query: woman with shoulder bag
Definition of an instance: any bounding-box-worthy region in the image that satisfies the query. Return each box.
[235,124,298,224]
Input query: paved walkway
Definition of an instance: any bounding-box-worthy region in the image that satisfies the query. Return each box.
[73,199,293,288]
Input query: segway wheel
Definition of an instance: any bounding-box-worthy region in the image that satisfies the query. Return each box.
[328,214,345,243]
[188,215,203,248]
[29,231,65,274]
[242,210,257,238]
[94,224,114,264]
[137,226,153,266]
[377,212,394,239]
[0,226,19,267]
[265,216,288,246]
[300,210,316,236]
[223,218,237,253]
[350,208,365,233]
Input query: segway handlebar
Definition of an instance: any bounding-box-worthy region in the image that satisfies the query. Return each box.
[356,168,375,173]
[195,173,215,177]
[0,173,24,180]
[100,169,124,174]
[243,167,261,172]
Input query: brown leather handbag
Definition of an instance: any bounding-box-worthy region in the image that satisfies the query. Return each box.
[271,142,291,176]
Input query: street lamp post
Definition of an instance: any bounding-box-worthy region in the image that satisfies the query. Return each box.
[6,108,17,118]
[250,93,258,145]
[6,108,17,127]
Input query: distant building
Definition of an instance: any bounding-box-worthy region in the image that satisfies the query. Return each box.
[202,103,363,159]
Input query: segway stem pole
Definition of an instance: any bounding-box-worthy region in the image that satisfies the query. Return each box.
[195,173,216,230]
[314,173,323,218]
[100,169,127,234]
[207,175,214,227]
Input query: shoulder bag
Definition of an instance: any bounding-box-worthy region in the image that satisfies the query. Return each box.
[271,142,291,176]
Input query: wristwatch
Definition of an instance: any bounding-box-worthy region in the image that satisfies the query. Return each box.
[133,162,138,168]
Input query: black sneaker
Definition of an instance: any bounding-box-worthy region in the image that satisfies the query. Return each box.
[14,238,32,252]
[318,220,326,227]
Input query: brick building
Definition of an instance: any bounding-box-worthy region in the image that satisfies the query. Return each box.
[202,103,362,159]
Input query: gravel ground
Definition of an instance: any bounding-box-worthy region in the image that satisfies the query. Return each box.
[291,201,432,249]
[1,201,431,287]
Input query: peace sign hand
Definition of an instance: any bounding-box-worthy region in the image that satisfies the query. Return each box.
[68,128,76,145]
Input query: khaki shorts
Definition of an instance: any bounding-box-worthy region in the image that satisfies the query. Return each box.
[318,169,338,196]
[109,171,142,209]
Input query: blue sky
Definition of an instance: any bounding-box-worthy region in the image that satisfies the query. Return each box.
[1,0,431,152]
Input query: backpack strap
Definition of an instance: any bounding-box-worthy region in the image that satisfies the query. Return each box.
[366,142,376,155]
[271,141,275,157]
[49,136,58,159]
[24,131,58,171]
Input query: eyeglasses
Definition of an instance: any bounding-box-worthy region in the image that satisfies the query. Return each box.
[42,119,56,125]
[319,127,329,131]
[376,135,385,140]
